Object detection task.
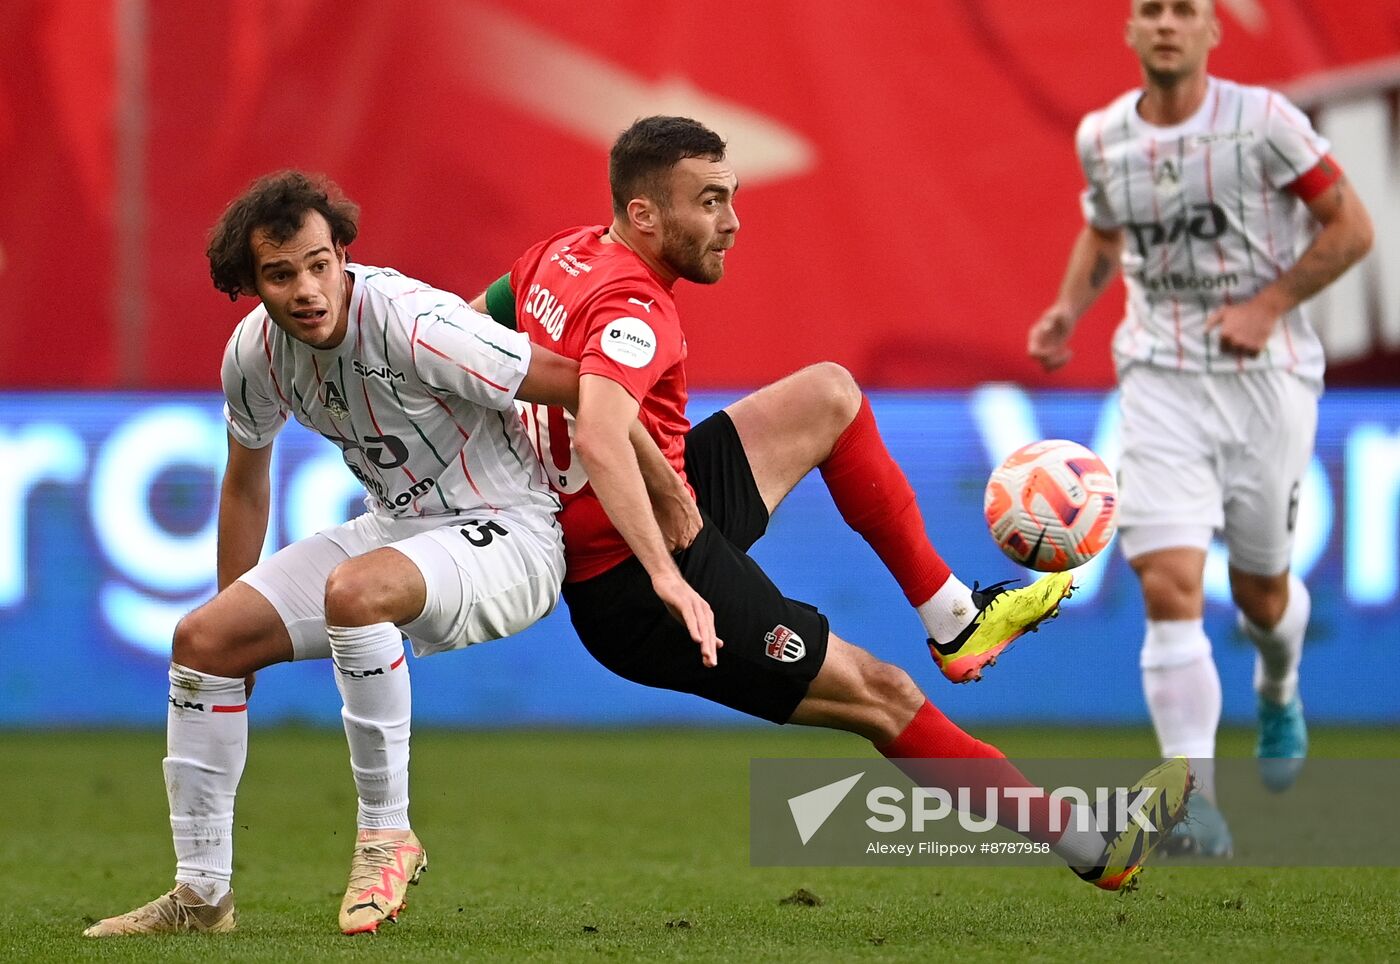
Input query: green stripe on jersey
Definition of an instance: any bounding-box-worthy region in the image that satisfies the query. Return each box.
[238,377,261,441]
[337,356,361,442]
[388,381,450,469]
[473,331,522,362]
[1265,139,1302,180]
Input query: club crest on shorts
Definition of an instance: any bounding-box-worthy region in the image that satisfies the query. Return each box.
[764,625,805,663]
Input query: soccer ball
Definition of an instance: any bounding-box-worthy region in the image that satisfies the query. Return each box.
[983,439,1117,572]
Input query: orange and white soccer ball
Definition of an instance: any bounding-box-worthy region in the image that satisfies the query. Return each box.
[983,439,1118,572]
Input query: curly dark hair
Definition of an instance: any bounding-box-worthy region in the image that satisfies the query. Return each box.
[609,116,727,217]
[206,170,360,300]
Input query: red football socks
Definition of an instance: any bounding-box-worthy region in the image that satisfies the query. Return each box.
[819,396,952,606]
[877,700,1072,847]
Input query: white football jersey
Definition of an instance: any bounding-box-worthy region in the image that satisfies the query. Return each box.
[221,264,559,522]
[1077,77,1332,386]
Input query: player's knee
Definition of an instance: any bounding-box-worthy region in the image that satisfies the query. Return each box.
[171,609,233,675]
[858,659,923,739]
[1236,592,1285,631]
[1231,572,1288,629]
[803,361,863,429]
[324,558,393,627]
[1135,563,1202,619]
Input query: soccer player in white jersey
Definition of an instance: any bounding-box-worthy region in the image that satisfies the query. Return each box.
[1027,0,1373,854]
[84,171,694,937]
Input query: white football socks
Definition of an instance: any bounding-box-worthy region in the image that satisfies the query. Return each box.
[330,622,412,831]
[918,575,976,643]
[1240,574,1309,707]
[1141,618,1220,802]
[165,663,246,904]
[1051,805,1109,866]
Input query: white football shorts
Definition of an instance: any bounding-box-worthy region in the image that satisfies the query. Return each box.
[239,507,564,660]
[1115,365,1318,576]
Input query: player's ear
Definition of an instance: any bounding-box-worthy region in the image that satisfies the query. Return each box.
[1208,7,1222,49]
[627,197,660,236]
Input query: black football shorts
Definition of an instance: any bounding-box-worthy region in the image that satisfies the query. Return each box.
[562,411,830,723]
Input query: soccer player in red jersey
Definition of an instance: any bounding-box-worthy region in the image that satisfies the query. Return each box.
[1029,0,1373,855]
[474,116,1190,890]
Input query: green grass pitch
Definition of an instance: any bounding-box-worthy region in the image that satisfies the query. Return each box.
[4,726,1397,962]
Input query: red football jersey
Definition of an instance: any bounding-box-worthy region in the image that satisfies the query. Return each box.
[510,225,692,581]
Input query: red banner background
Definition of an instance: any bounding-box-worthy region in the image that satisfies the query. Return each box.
[2,0,1396,389]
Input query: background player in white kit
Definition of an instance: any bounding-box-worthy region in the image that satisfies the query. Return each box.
[85,171,692,937]
[1028,0,1373,854]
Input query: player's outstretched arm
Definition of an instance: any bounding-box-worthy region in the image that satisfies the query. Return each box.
[1029,224,1124,371]
[574,374,720,665]
[516,343,582,409]
[1207,177,1374,355]
[217,434,274,592]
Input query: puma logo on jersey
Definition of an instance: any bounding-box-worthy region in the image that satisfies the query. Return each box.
[627,297,655,313]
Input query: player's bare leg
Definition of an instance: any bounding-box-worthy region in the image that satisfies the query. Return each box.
[789,633,1187,890]
[786,633,923,743]
[324,547,430,935]
[1131,545,1232,856]
[85,584,292,936]
[723,363,1072,682]
[722,362,862,514]
[1231,566,1309,791]
[1231,568,1290,630]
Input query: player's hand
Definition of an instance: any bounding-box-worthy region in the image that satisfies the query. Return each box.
[1205,299,1279,357]
[653,487,702,552]
[652,570,723,667]
[1028,305,1075,371]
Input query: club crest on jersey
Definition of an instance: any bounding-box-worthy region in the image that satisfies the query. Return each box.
[764,625,805,663]
[1153,159,1180,186]
[1152,159,1183,204]
[323,381,350,420]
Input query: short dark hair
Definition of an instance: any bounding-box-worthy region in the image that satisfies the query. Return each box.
[609,116,727,217]
[206,170,359,300]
